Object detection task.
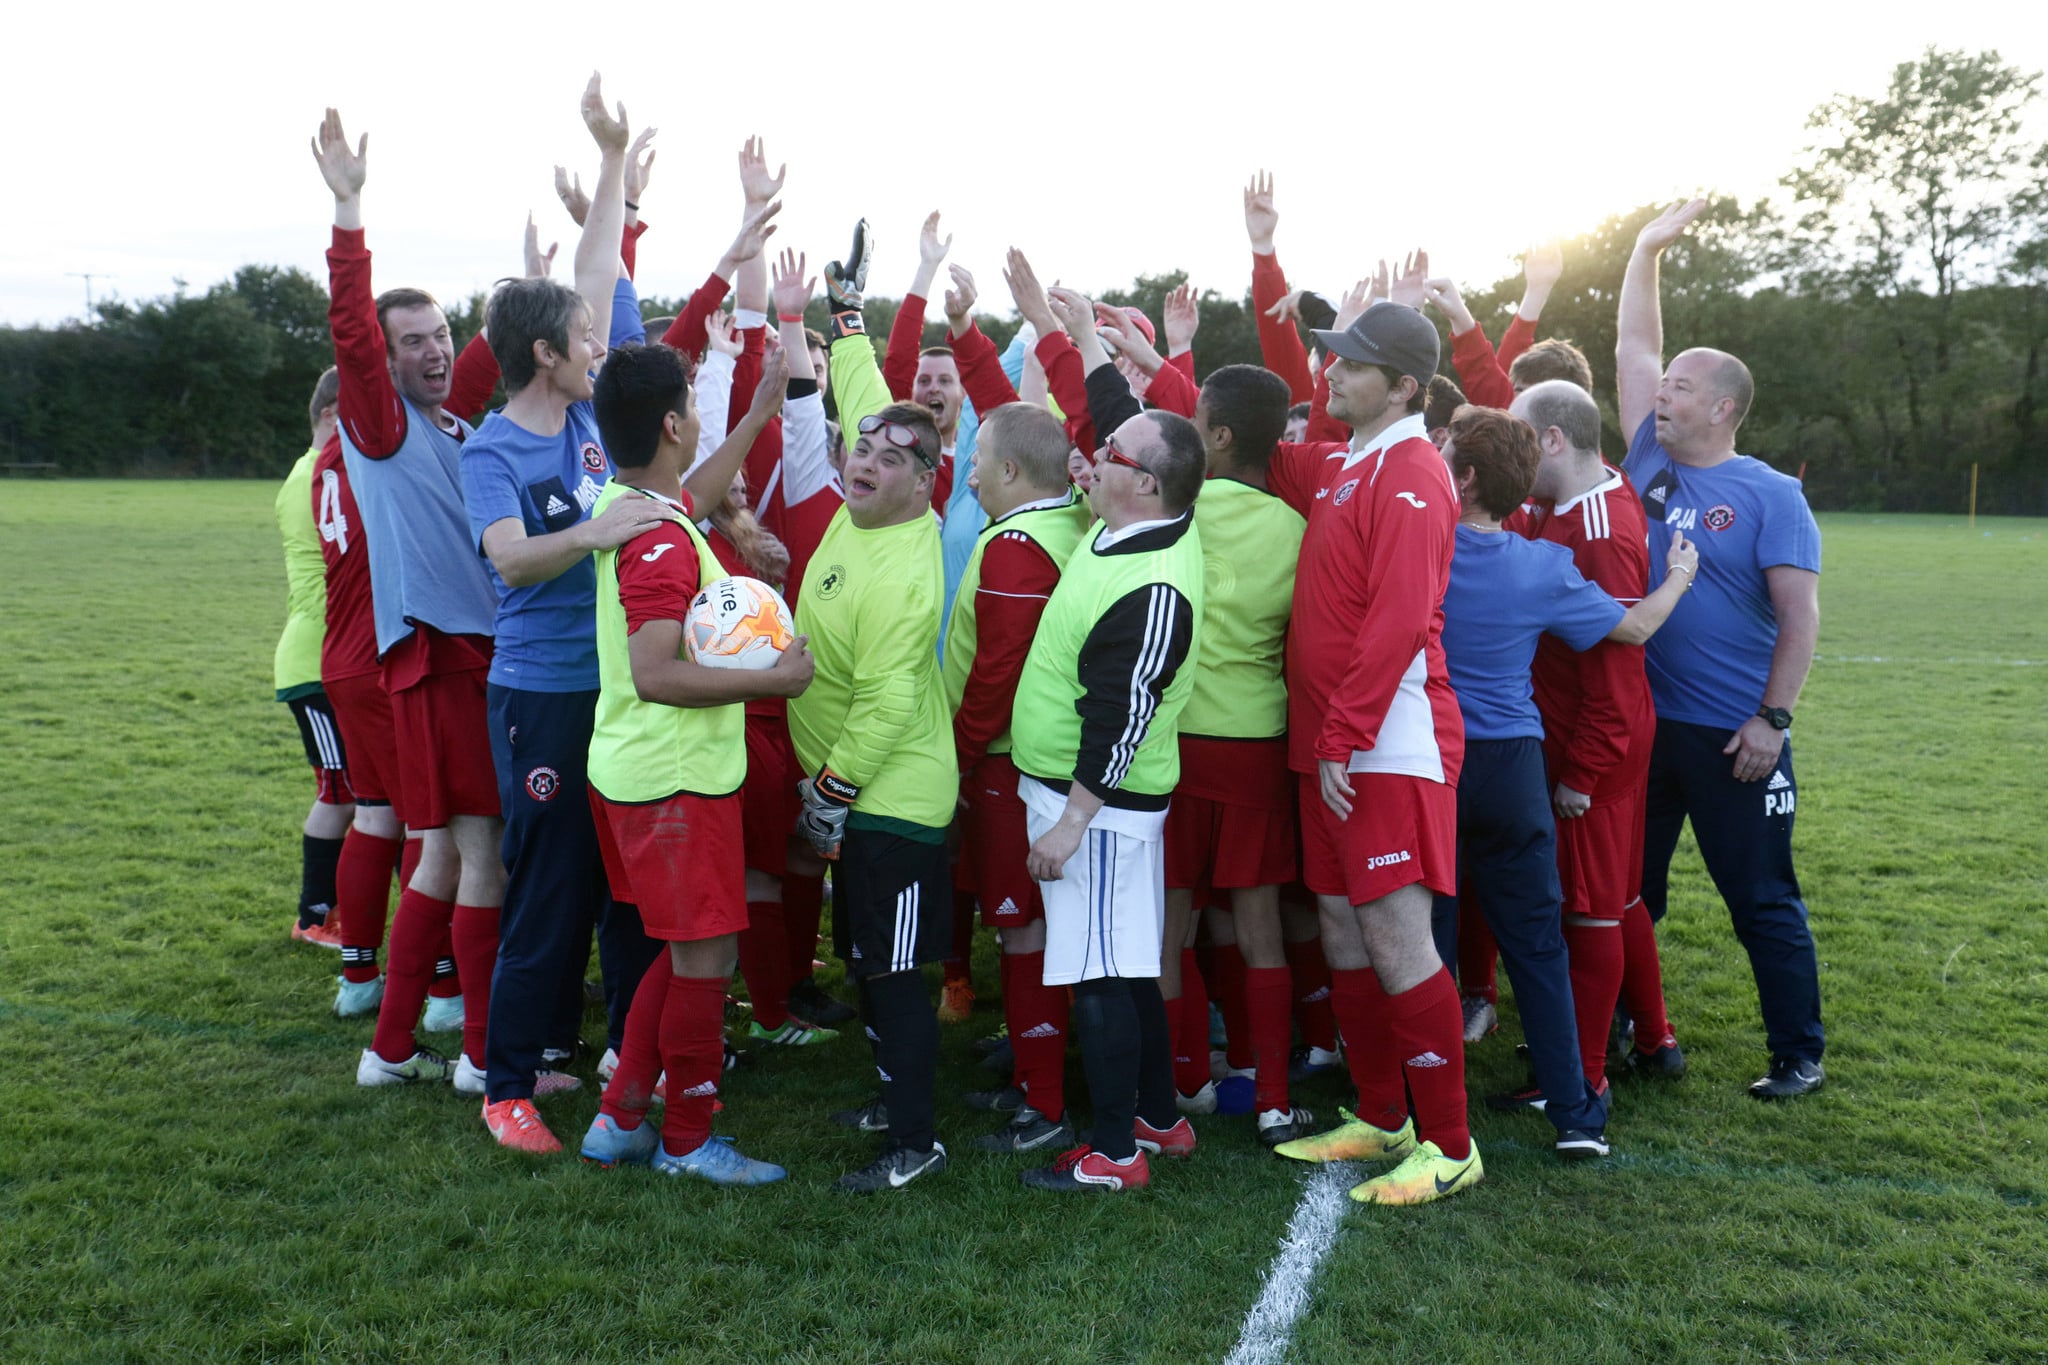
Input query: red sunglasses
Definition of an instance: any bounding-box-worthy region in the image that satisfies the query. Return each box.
[1099,433,1150,476]
[857,414,934,467]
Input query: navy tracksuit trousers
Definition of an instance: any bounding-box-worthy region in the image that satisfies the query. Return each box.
[1641,718,1823,1063]
[1435,737,1606,1136]
[485,685,656,1102]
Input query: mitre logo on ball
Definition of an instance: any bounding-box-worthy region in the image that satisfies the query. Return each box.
[685,576,796,670]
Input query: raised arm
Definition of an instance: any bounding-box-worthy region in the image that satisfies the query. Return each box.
[1244,170,1316,402]
[941,265,1021,415]
[1617,199,1704,439]
[884,212,951,399]
[1500,241,1561,371]
[658,198,779,362]
[734,135,784,324]
[1428,277,1514,410]
[573,73,633,336]
[312,109,414,460]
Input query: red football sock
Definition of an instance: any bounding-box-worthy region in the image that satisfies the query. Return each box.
[1283,936,1337,1052]
[1214,943,1254,1070]
[336,829,401,983]
[1245,965,1294,1113]
[1172,948,1211,1096]
[658,972,728,1156]
[1329,967,1406,1130]
[738,900,792,1030]
[371,887,452,1062]
[1619,899,1677,1051]
[1564,919,1626,1088]
[1385,967,1470,1160]
[1457,888,1498,1003]
[451,903,501,1067]
[601,952,673,1125]
[782,872,824,983]
[1005,948,1068,1121]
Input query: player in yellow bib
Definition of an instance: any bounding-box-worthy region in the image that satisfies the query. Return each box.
[576,341,815,1187]
[787,246,958,1192]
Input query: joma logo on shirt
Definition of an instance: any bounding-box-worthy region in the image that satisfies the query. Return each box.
[1367,849,1413,870]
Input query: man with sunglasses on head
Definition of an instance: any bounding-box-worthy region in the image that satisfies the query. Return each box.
[1007,288,1208,1193]
[788,244,958,1192]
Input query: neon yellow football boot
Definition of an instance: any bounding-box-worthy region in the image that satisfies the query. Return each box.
[1347,1139,1483,1205]
[1271,1107,1417,1163]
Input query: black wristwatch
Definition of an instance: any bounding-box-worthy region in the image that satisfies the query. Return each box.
[1757,706,1794,731]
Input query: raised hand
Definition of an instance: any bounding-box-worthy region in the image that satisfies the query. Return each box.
[524,212,558,278]
[1045,286,1098,341]
[1524,239,1564,294]
[1099,318,1164,377]
[310,108,367,203]
[771,248,815,320]
[704,311,744,360]
[745,348,791,425]
[919,212,953,270]
[1333,277,1376,331]
[824,220,872,311]
[1264,288,1305,325]
[737,135,785,207]
[1004,248,1057,336]
[1164,283,1199,355]
[1637,198,1707,253]
[553,165,590,226]
[1423,277,1474,334]
[724,199,783,270]
[579,71,629,153]
[943,264,978,331]
[1389,250,1430,308]
[624,127,658,205]
[1243,170,1278,253]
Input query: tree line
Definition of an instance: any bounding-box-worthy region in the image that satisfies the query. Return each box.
[2,48,2041,513]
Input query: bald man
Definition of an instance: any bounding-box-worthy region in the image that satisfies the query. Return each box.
[1616,200,1824,1101]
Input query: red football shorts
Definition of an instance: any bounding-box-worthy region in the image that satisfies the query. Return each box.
[1297,770,1457,906]
[1555,779,1647,920]
[590,787,747,942]
[961,752,1040,928]
[741,712,801,877]
[382,630,499,830]
[324,672,402,814]
[1165,736,1298,892]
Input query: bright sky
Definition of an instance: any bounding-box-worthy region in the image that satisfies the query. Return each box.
[4,0,2043,326]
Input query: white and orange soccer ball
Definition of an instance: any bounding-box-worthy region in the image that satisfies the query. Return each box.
[684,575,796,670]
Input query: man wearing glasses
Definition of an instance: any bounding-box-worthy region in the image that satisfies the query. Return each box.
[1009,311,1210,1192]
[788,255,959,1192]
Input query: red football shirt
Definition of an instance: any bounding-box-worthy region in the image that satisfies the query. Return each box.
[313,436,379,684]
[1274,414,1464,785]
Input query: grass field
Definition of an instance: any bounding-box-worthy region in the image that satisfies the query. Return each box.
[2,483,2044,1363]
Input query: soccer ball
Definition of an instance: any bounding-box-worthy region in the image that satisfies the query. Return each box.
[685,576,796,670]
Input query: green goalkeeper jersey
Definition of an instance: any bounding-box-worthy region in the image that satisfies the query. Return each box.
[788,503,956,837]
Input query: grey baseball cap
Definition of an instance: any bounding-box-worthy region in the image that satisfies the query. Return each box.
[1313,301,1440,388]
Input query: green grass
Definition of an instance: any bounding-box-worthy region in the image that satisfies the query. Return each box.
[2,485,2044,1363]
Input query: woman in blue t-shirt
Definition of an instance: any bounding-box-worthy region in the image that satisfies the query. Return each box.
[1434,408,1697,1163]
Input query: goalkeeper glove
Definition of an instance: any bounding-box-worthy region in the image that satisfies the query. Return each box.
[796,768,858,860]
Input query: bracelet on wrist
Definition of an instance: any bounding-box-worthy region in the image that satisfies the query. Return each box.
[623,199,640,211]
[777,312,805,324]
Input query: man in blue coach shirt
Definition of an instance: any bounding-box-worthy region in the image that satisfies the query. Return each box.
[1616,199,1825,1101]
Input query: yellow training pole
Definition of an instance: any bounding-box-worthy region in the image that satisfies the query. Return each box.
[1969,463,1979,529]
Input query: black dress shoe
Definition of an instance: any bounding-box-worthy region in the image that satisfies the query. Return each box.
[1747,1055,1824,1100]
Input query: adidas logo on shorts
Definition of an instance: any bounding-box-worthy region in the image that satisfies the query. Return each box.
[679,1080,718,1098]
[1301,987,1331,1004]
[1767,771,1791,791]
[1020,1023,1060,1039]
[995,897,1019,917]
[876,1066,895,1082]
[1406,1051,1450,1069]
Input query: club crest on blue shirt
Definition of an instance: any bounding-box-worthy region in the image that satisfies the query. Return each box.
[1333,479,1360,506]
[581,441,606,474]
[1703,504,1736,532]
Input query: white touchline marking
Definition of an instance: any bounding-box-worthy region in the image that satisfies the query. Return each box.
[1224,1163,1358,1365]
[1816,655,2045,666]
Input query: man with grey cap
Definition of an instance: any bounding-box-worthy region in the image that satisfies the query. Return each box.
[1264,302,1481,1206]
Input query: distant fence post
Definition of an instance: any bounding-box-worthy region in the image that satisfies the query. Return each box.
[1969,463,1979,529]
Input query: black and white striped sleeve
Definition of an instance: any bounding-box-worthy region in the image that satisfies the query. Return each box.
[1070,583,1197,802]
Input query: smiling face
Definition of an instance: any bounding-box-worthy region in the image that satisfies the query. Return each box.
[912,353,962,437]
[383,303,455,410]
[843,426,934,528]
[548,302,606,404]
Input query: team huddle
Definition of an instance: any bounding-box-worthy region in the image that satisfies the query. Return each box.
[271,75,1826,1203]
